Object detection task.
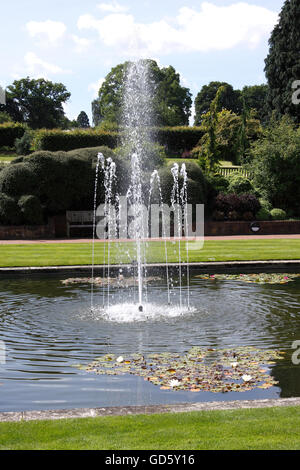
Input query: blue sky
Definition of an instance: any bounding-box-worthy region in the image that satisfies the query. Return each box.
[0,0,285,123]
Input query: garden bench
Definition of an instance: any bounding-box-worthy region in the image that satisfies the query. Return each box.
[66,211,94,237]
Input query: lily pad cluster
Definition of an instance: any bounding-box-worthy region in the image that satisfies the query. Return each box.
[62,276,161,287]
[76,346,284,393]
[195,273,300,284]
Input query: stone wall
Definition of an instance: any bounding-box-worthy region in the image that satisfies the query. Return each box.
[204,220,300,236]
[0,218,55,240]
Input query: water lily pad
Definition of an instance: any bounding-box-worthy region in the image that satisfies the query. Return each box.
[195,273,300,285]
[76,346,283,394]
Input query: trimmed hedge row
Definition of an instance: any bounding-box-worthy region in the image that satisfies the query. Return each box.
[32,127,204,153]
[33,129,120,152]
[153,127,204,153]
[0,122,26,147]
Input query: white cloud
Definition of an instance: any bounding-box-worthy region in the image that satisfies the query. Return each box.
[26,20,66,44]
[88,78,105,97]
[23,52,70,78]
[72,34,94,52]
[97,2,129,13]
[78,2,278,56]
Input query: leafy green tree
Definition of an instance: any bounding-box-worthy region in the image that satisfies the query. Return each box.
[194,82,242,125]
[264,0,300,123]
[0,111,11,124]
[77,111,90,128]
[93,60,192,127]
[250,117,300,214]
[192,107,261,167]
[4,77,71,129]
[241,85,269,123]
[91,99,102,127]
[192,86,225,172]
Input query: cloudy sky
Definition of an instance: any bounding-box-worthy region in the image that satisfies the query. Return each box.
[0,0,284,123]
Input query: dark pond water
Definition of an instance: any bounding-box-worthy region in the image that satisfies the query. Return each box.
[0,273,300,412]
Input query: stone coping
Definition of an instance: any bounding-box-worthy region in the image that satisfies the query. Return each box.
[1,397,300,422]
[1,260,300,277]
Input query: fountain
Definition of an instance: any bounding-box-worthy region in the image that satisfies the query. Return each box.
[91,60,192,318]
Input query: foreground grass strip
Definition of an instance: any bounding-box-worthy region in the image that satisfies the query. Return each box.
[0,406,300,450]
[0,239,299,268]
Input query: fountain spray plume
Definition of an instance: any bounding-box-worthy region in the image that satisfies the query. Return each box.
[122,60,154,312]
[91,152,104,311]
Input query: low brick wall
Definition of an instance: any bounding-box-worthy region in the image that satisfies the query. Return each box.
[204,220,300,236]
[0,218,55,240]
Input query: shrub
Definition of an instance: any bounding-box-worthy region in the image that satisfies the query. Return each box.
[256,208,271,220]
[0,192,22,225]
[270,208,287,220]
[32,127,205,154]
[153,127,204,154]
[18,195,44,225]
[207,173,229,194]
[250,117,300,214]
[187,179,206,204]
[242,211,254,221]
[15,130,33,155]
[0,122,26,147]
[0,112,12,124]
[114,142,166,172]
[214,193,260,219]
[227,174,254,194]
[259,198,272,211]
[33,129,120,152]
[212,210,225,221]
[0,163,39,198]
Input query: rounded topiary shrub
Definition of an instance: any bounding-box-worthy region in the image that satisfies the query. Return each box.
[18,195,44,225]
[67,146,115,164]
[0,192,22,225]
[0,163,39,198]
[187,178,205,204]
[208,173,229,194]
[256,208,271,221]
[270,208,287,220]
[227,174,254,194]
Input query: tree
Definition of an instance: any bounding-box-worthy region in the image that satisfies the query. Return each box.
[91,99,102,127]
[192,86,225,172]
[77,111,90,128]
[93,60,192,127]
[192,107,262,167]
[3,77,71,129]
[0,111,11,124]
[264,0,300,123]
[250,117,300,214]
[241,85,269,124]
[194,82,242,125]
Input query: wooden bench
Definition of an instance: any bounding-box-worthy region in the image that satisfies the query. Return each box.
[66,211,94,237]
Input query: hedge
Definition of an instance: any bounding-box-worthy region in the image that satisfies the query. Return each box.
[152,127,204,154]
[33,129,121,152]
[0,122,26,148]
[32,127,204,153]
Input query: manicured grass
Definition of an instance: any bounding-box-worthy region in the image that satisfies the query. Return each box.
[166,157,198,165]
[0,153,18,162]
[0,239,299,267]
[1,406,300,450]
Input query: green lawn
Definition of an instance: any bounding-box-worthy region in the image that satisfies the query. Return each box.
[0,239,299,267]
[0,152,18,162]
[1,406,300,450]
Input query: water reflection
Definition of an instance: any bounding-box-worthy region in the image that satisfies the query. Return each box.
[0,274,300,411]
